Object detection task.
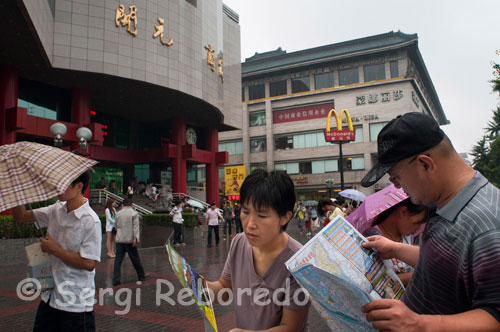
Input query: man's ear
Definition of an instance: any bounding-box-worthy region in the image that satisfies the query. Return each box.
[418,154,435,172]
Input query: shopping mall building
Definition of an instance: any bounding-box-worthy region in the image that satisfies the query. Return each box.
[0,0,241,205]
[219,31,449,200]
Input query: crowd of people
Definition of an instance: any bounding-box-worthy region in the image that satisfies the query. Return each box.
[6,112,500,331]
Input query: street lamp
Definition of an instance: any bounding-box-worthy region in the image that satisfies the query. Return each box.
[76,127,93,152]
[325,178,335,198]
[49,122,67,147]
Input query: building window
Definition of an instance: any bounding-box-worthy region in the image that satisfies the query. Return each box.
[219,140,243,155]
[250,163,267,172]
[242,87,245,101]
[275,162,299,175]
[338,68,359,86]
[274,135,293,150]
[364,63,386,82]
[390,61,399,78]
[343,156,365,171]
[270,80,287,97]
[369,122,388,142]
[249,111,266,127]
[312,159,338,173]
[346,126,364,144]
[249,84,265,100]
[18,98,57,120]
[250,137,266,153]
[291,76,310,93]
[314,72,334,90]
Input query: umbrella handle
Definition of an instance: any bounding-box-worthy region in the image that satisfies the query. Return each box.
[27,203,46,239]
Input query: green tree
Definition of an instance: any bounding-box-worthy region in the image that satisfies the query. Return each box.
[491,50,500,95]
[471,136,489,174]
[484,138,500,188]
[485,107,500,139]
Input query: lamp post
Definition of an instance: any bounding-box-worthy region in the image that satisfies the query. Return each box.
[325,178,335,198]
[49,122,67,147]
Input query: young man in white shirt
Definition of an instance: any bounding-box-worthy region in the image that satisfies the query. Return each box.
[12,171,102,332]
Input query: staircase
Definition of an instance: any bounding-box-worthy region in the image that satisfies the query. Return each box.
[89,189,153,215]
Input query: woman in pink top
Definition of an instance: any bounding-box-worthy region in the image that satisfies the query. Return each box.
[205,202,224,247]
[207,170,310,331]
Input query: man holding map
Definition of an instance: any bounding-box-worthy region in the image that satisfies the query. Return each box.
[360,112,500,331]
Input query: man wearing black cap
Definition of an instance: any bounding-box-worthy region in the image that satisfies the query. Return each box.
[360,112,500,331]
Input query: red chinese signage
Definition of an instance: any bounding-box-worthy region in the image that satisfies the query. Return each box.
[273,103,334,124]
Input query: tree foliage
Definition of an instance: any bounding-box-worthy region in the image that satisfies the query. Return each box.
[471,51,500,187]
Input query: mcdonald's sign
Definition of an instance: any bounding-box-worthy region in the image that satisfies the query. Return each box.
[324,109,356,142]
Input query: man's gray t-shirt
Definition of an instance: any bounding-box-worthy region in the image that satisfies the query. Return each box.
[221,233,310,331]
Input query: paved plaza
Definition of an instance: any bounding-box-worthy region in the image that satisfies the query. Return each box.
[0,220,329,331]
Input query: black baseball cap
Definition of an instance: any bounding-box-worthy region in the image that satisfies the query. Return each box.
[361,112,445,187]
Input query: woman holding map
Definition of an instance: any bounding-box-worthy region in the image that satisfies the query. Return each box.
[206,169,310,331]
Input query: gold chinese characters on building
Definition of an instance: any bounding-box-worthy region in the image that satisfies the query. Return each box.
[115,4,137,36]
[153,18,173,46]
[204,44,215,72]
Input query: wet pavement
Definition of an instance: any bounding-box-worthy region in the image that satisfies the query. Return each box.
[0,220,329,331]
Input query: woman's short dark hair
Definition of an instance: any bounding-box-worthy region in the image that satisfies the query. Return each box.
[317,197,334,216]
[371,198,428,227]
[240,169,295,231]
[72,170,90,194]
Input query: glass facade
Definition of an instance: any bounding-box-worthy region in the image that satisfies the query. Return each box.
[314,72,334,90]
[249,84,265,100]
[274,131,330,151]
[249,111,266,127]
[338,68,359,86]
[250,137,266,153]
[18,98,57,120]
[370,122,389,141]
[343,156,365,171]
[291,76,310,93]
[364,63,386,82]
[219,140,243,155]
[270,80,287,97]
[390,60,399,78]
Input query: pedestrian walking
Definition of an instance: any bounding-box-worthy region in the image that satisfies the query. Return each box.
[233,201,243,233]
[222,200,234,240]
[13,171,101,331]
[205,202,223,247]
[361,112,500,332]
[113,199,149,286]
[105,198,117,258]
[170,199,185,247]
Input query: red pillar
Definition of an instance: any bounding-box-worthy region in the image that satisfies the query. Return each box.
[0,65,18,145]
[71,88,91,126]
[206,127,219,207]
[172,118,186,195]
[71,88,92,198]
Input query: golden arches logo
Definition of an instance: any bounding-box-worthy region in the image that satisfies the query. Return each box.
[325,109,354,133]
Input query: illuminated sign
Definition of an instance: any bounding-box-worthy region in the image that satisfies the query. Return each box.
[224,165,246,196]
[324,109,356,142]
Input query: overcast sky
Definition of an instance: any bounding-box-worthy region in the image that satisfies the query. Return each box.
[223,0,500,156]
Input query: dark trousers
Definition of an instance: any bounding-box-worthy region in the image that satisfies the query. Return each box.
[235,218,243,233]
[33,299,95,332]
[173,223,183,244]
[113,243,145,284]
[207,225,219,246]
[223,219,233,237]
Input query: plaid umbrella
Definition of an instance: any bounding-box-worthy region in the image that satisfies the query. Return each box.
[0,141,98,212]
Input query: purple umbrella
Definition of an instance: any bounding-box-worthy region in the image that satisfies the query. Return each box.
[346,184,408,234]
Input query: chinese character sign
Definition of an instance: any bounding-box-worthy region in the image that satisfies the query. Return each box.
[115,5,137,36]
[153,18,173,46]
[204,44,215,72]
[273,103,334,124]
[224,166,246,196]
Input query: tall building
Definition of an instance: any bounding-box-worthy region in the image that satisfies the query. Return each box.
[219,31,448,199]
[0,0,241,205]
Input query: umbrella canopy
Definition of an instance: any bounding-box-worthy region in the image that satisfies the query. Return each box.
[302,200,318,207]
[338,189,366,202]
[186,199,204,209]
[346,184,408,234]
[0,141,98,212]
